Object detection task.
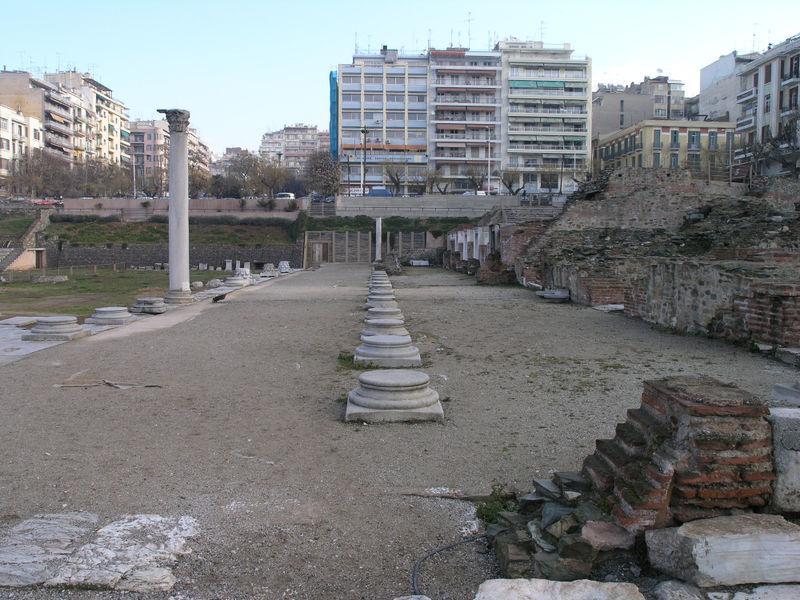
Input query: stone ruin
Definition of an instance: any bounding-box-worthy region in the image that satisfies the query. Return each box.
[488,375,800,596]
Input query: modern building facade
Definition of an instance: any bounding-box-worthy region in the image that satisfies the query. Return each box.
[335,46,429,195]
[498,39,592,195]
[700,51,760,121]
[592,76,685,139]
[428,47,502,193]
[734,34,800,174]
[594,119,735,176]
[258,123,327,172]
[44,71,129,166]
[0,104,43,181]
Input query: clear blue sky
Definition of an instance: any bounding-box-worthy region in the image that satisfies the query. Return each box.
[2,0,798,155]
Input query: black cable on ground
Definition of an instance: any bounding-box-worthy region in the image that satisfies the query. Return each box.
[410,534,488,597]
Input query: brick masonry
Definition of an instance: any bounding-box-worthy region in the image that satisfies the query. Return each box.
[582,376,774,533]
[46,241,304,269]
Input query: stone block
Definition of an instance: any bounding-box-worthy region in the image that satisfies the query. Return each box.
[474,578,645,600]
[581,520,635,551]
[495,536,532,578]
[767,408,800,512]
[772,383,800,408]
[85,307,135,326]
[652,580,705,599]
[776,348,800,368]
[646,514,800,587]
[362,318,409,338]
[533,551,591,581]
[730,585,800,599]
[345,369,443,423]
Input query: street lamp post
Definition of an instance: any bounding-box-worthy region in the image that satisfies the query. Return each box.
[486,125,492,194]
[360,125,368,196]
[277,151,282,167]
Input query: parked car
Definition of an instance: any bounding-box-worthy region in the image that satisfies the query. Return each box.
[462,190,487,196]
[366,187,393,197]
[276,192,295,201]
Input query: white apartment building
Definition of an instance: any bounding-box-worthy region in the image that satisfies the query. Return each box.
[0,105,43,180]
[336,46,429,195]
[700,51,760,121]
[734,33,800,173]
[44,72,129,166]
[428,48,502,193]
[498,39,592,194]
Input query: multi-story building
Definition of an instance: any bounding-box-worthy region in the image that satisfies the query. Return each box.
[44,71,129,166]
[498,39,592,194]
[594,119,735,176]
[188,129,211,173]
[0,104,43,181]
[700,51,761,121]
[335,46,429,195]
[129,120,170,194]
[0,71,75,164]
[592,76,685,139]
[258,124,329,172]
[734,33,800,174]
[428,48,502,193]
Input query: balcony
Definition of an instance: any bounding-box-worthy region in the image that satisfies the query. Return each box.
[433,133,497,142]
[434,78,499,87]
[431,63,501,71]
[508,144,586,153]
[781,70,800,87]
[509,88,588,98]
[781,103,799,116]
[430,115,501,124]
[433,96,499,106]
[509,106,588,117]
[45,120,72,137]
[736,114,756,132]
[736,88,756,103]
[509,126,587,135]
[687,143,701,152]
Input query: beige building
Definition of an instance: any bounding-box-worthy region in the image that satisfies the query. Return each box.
[594,119,735,176]
[44,71,129,166]
[259,123,328,172]
[0,104,43,181]
[0,71,75,164]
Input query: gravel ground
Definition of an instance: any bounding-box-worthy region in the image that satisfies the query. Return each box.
[0,264,794,600]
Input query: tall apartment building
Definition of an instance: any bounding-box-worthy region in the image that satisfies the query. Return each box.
[700,51,761,121]
[188,129,211,173]
[0,71,75,164]
[734,33,800,173]
[498,40,591,194]
[334,46,429,195]
[0,105,43,181]
[44,72,129,166]
[428,48,502,192]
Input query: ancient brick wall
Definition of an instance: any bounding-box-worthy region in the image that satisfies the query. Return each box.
[582,376,773,533]
[498,222,549,266]
[735,282,800,347]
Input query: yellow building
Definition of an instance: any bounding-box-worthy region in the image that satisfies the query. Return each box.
[593,119,736,176]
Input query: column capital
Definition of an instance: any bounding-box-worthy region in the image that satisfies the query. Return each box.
[157,108,191,133]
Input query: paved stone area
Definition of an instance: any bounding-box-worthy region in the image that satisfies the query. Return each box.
[0,265,794,599]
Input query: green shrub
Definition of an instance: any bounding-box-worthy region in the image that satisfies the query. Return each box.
[475,483,517,524]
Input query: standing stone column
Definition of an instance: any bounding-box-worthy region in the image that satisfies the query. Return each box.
[374,217,383,264]
[158,108,192,304]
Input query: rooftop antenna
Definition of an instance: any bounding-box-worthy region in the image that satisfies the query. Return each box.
[539,20,546,42]
[354,32,358,54]
[450,29,453,47]
[467,11,473,49]
[752,22,758,52]
[427,28,432,51]
[367,34,371,53]
[56,52,61,71]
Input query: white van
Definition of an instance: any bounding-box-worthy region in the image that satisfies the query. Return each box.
[275,192,295,200]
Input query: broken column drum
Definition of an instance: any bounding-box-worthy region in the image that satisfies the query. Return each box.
[223,275,247,288]
[22,316,88,341]
[354,334,421,368]
[85,307,134,325]
[158,108,192,305]
[345,369,444,423]
[131,297,167,315]
[362,318,409,337]
[374,217,383,263]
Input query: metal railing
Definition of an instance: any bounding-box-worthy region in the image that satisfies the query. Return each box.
[508,89,587,97]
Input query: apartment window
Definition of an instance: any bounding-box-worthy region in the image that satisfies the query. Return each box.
[408,77,427,86]
[409,94,426,103]
[688,131,700,149]
[408,112,426,121]
[753,72,759,87]
[619,113,624,127]
[0,118,7,131]
[386,94,404,102]
[764,93,771,113]
[670,130,680,148]
[407,131,425,141]
[364,76,383,84]
[386,76,404,85]
[364,94,382,102]
[342,76,360,84]
[654,108,667,117]
[708,131,718,150]
[147,133,152,139]
[761,125,771,141]
[541,173,559,190]
[637,154,643,167]
[341,111,360,120]
[342,94,360,102]
[652,152,661,168]
[0,138,9,150]
[619,99,624,111]
[670,153,679,168]
[654,95,666,104]
[34,130,40,140]
[764,64,771,84]
[386,112,404,121]
[726,131,734,151]
[653,129,661,148]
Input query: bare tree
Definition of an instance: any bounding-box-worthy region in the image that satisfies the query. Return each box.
[304,150,339,196]
[465,166,486,192]
[384,164,404,196]
[500,170,524,195]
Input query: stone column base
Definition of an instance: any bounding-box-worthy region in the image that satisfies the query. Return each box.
[164,290,194,305]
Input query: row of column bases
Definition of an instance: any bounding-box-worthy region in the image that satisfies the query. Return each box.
[344,261,444,423]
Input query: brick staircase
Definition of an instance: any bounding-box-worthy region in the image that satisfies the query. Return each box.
[582,376,774,532]
[0,247,23,272]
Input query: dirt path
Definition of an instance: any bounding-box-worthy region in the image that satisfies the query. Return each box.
[0,265,794,599]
